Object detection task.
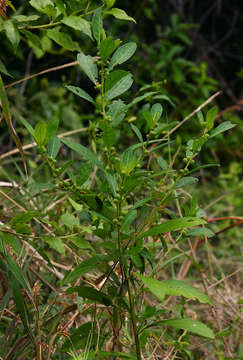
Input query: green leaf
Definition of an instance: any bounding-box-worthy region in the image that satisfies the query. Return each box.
[160,318,214,339]
[97,352,136,359]
[153,94,175,107]
[137,275,212,304]
[4,21,20,50]
[105,70,129,92]
[61,138,104,171]
[21,29,43,58]
[92,7,102,44]
[106,172,118,195]
[18,116,34,137]
[62,16,93,39]
[210,121,236,138]
[0,59,12,77]
[55,0,66,14]
[104,0,116,8]
[187,227,214,238]
[197,110,204,126]
[11,275,30,331]
[151,103,163,122]
[121,209,137,231]
[107,8,136,23]
[109,42,137,70]
[46,118,59,143]
[34,121,47,145]
[143,109,153,129]
[108,99,127,127]
[120,148,138,175]
[29,0,54,14]
[60,213,79,229]
[100,122,116,147]
[69,237,92,249]
[138,217,206,239]
[126,91,158,109]
[61,256,101,285]
[14,14,40,22]
[100,38,118,62]
[77,162,93,186]
[106,73,133,101]
[77,52,98,84]
[130,197,152,210]
[174,177,199,189]
[66,284,112,306]
[10,211,39,226]
[130,124,143,143]
[47,135,61,158]
[157,156,169,170]
[4,253,32,296]
[66,85,94,103]
[206,106,218,131]
[47,27,79,51]
[42,236,65,255]
[68,197,83,211]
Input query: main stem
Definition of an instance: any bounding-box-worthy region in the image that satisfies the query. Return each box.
[126,268,142,360]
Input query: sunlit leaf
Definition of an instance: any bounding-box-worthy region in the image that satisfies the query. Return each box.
[137,275,212,304]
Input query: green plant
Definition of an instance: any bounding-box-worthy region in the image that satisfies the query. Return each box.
[0,2,241,360]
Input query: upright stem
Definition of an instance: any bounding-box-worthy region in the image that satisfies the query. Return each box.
[126,268,142,360]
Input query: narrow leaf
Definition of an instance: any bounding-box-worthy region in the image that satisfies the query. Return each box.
[174,177,199,189]
[138,217,206,239]
[77,52,98,84]
[34,121,47,145]
[62,16,93,39]
[109,42,137,70]
[210,121,236,138]
[66,85,94,103]
[61,138,104,171]
[42,236,65,255]
[138,275,212,304]
[0,59,12,77]
[100,38,117,62]
[187,227,214,238]
[61,256,101,285]
[105,70,129,92]
[160,318,214,339]
[130,124,143,143]
[67,284,112,306]
[18,115,34,136]
[4,20,20,49]
[92,7,102,44]
[4,253,32,296]
[106,74,133,100]
[108,8,136,23]
[206,106,218,131]
[47,27,79,51]
[47,135,61,158]
[121,209,137,231]
[151,103,163,121]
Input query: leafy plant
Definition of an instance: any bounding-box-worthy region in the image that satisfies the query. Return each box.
[0,2,241,360]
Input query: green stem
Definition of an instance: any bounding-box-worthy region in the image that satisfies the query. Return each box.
[18,21,61,30]
[126,268,142,360]
[100,64,106,118]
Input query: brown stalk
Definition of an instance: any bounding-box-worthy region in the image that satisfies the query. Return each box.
[0,0,8,19]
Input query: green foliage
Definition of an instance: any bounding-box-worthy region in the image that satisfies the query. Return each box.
[0,1,242,360]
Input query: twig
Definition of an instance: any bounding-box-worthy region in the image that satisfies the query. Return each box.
[0,127,88,160]
[5,61,78,89]
[207,268,242,290]
[164,91,222,138]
